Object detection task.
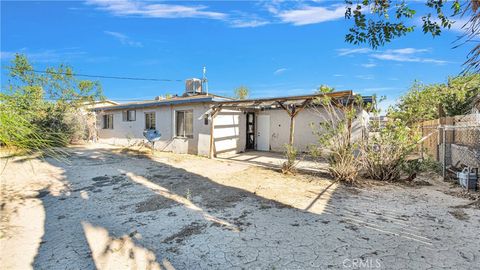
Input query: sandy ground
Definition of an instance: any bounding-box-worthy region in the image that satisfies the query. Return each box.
[1,144,479,270]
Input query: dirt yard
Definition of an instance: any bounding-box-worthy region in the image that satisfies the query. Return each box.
[1,144,479,269]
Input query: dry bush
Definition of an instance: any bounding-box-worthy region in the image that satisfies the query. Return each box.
[281,144,298,175]
[310,87,363,184]
[359,116,420,182]
[309,86,427,183]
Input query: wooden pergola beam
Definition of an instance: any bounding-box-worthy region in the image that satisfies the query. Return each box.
[276,101,292,117]
[277,99,312,146]
[214,90,353,106]
[292,98,311,117]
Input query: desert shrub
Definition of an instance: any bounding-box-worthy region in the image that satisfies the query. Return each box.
[418,158,442,173]
[281,144,298,175]
[402,157,442,177]
[359,119,419,181]
[0,54,103,155]
[310,86,363,184]
[326,144,358,183]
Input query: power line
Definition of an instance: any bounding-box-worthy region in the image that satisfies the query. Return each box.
[8,68,183,82]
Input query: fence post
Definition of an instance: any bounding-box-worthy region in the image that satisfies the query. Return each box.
[442,127,446,181]
[421,121,424,160]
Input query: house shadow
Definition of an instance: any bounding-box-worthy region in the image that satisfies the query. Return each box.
[32,145,347,269]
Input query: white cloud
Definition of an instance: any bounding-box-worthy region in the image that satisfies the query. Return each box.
[336,48,371,56]
[371,52,447,64]
[449,18,470,33]
[386,48,429,54]
[104,31,142,47]
[274,68,287,75]
[337,46,448,65]
[87,0,226,20]
[230,19,269,28]
[417,17,470,34]
[361,63,377,68]
[274,5,345,26]
[333,74,344,77]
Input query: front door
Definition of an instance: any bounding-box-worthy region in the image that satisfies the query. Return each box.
[257,115,270,151]
[246,112,255,150]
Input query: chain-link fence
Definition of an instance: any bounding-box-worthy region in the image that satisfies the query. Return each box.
[419,113,480,184]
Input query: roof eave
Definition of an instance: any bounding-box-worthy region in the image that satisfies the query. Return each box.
[93,97,214,111]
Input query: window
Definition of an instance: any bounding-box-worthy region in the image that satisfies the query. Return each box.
[145,112,156,130]
[103,114,113,129]
[122,110,136,121]
[176,110,193,138]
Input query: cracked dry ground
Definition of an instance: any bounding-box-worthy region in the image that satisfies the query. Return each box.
[1,144,479,269]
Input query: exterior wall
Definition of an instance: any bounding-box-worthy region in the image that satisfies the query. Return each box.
[213,109,246,155]
[258,107,368,152]
[96,102,368,155]
[96,103,212,155]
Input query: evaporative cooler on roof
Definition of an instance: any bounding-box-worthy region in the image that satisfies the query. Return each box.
[185,78,202,95]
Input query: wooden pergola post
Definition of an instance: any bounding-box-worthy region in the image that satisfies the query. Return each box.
[289,108,296,146]
[209,106,222,159]
[277,99,311,147]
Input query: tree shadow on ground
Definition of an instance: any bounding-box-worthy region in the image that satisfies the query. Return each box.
[31,145,357,269]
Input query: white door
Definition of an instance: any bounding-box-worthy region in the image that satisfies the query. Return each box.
[257,115,270,151]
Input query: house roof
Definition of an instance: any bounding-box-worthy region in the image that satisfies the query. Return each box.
[94,90,372,112]
[93,94,231,111]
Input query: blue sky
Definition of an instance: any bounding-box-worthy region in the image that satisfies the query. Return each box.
[0,1,472,110]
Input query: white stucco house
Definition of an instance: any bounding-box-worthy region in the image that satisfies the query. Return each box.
[93,79,372,157]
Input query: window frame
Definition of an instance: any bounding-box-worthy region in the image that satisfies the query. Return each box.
[103,114,114,129]
[145,111,156,130]
[175,110,194,138]
[123,110,136,122]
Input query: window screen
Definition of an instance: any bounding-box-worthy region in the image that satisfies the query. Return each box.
[103,114,113,129]
[145,112,156,130]
[176,110,193,138]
